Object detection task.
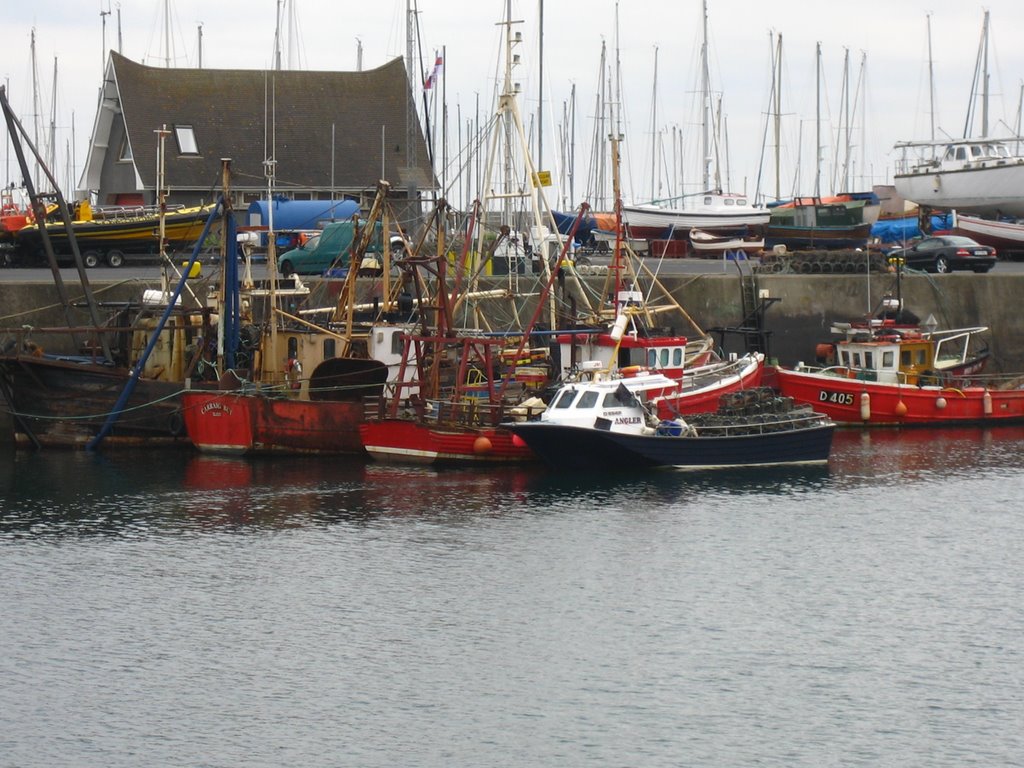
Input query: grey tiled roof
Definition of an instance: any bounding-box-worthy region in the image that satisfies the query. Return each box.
[112,52,436,194]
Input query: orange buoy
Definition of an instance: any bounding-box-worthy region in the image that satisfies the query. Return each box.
[894,400,908,417]
[473,436,493,454]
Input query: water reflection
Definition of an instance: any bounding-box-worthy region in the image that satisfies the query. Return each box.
[829,425,1024,487]
[4,423,1024,541]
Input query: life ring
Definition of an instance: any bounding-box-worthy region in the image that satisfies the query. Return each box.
[620,365,646,378]
[285,357,303,389]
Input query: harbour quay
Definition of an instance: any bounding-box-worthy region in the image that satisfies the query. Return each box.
[2,270,1023,373]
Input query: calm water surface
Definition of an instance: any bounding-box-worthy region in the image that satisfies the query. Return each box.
[1,428,1023,767]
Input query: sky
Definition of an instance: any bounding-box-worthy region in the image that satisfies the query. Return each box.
[2,0,1024,211]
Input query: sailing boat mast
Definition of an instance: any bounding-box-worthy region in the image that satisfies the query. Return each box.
[814,40,822,199]
[699,0,712,191]
[927,12,935,141]
[773,33,783,201]
[649,45,658,202]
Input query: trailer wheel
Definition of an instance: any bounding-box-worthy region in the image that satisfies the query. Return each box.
[83,251,101,268]
[107,250,125,268]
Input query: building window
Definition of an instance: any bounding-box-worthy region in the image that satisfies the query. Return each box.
[119,136,133,161]
[174,125,199,155]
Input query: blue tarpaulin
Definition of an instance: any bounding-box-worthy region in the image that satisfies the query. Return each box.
[870,213,953,244]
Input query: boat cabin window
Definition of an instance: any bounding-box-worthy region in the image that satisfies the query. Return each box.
[324,339,336,360]
[602,392,625,408]
[576,390,599,409]
[882,350,895,368]
[704,196,713,205]
[724,198,735,206]
[673,348,683,366]
[391,332,404,355]
[901,350,911,366]
[956,147,967,161]
[660,349,670,367]
[647,350,657,368]
[287,337,298,359]
[553,389,577,409]
[737,199,748,206]
[863,351,874,369]
[971,145,984,158]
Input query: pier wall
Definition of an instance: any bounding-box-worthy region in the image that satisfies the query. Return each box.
[3,273,1024,370]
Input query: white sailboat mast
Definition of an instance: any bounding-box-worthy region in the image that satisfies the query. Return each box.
[700,0,711,191]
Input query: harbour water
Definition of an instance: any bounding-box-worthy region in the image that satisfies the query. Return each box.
[2,428,1023,767]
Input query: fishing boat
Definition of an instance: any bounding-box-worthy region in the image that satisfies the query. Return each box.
[0,89,227,449]
[180,181,411,455]
[765,197,873,251]
[181,357,390,455]
[505,373,834,471]
[774,299,1024,425]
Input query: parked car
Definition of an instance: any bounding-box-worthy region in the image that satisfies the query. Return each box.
[888,235,997,274]
[277,220,385,276]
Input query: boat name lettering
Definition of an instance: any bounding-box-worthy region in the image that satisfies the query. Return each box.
[819,390,855,406]
[200,401,232,416]
[614,416,642,425]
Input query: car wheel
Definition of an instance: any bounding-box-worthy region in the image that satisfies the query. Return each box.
[82,251,100,268]
[107,250,125,268]
[279,259,294,277]
[934,256,950,273]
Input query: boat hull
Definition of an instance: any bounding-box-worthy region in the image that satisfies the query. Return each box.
[0,354,189,449]
[13,205,215,258]
[507,421,834,470]
[652,354,765,419]
[893,162,1024,218]
[952,214,1024,255]
[765,223,872,250]
[359,419,535,464]
[775,366,1024,425]
[181,391,367,455]
[622,204,769,237]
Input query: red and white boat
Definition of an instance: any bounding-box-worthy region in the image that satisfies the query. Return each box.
[775,307,1024,425]
[950,211,1024,257]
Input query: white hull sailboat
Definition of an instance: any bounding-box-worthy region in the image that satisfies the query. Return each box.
[893,12,1024,218]
[893,139,1024,218]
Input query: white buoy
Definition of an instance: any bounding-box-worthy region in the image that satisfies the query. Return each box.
[983,389,993,416]
[610,313,629,342]
[936,396,947,410]
[859,391,871,421]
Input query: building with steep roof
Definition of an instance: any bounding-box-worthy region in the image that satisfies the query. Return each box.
[80,52,436,223]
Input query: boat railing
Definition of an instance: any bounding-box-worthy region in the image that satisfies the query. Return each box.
[92,204,187,221]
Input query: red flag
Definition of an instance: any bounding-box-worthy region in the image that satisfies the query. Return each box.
[424,55,443,90]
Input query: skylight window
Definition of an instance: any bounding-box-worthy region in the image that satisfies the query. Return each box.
[174,125,199,155]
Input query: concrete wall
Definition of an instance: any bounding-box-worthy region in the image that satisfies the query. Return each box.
[2,271,1022,369]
